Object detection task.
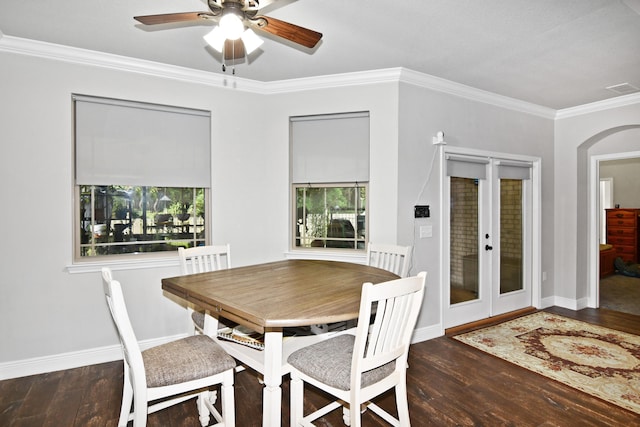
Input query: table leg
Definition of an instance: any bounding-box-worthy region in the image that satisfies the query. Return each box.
[202,314,222,406]
[203,312,219,335]
[262,329,283,427]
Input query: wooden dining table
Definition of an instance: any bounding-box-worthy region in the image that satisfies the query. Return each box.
[161,259,399,427]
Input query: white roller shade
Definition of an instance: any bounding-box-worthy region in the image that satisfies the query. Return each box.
[291,112,369,184]
[446,154,489,179]
[74,95,211,188]
[496,160,532,180]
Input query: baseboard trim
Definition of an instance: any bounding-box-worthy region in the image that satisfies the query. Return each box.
[412,323,444,343]
[444,307,537,336]
[0,334,187,381]
[547,295,590,311]
[1,324,443,381]
[2,300,591,381]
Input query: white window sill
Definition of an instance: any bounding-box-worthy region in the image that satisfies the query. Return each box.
[284,249,367,265]
[66,255,180,274]
[69,251,367,274]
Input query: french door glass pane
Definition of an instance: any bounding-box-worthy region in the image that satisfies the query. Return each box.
[450,177,479,304]
[500,179,523,294]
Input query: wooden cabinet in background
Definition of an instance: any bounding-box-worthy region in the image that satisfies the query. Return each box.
[599,244,615,278]
[606,208,640,264]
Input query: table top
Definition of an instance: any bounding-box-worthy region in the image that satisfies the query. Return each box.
[162,259,399,333]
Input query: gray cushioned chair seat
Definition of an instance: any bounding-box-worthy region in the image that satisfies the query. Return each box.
[287,334,395,391]
[192,311,234,331]
[192,310,205,330]
[142,335,236,388]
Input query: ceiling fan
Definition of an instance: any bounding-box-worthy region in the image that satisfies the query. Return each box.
[134,0,322,64]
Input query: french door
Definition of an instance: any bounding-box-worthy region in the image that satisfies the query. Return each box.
[444,151,536,328]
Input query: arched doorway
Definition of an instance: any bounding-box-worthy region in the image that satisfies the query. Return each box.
[583,125,640,309]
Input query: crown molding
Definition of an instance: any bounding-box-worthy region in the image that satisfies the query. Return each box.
[398,68,556,119]
[266,67,556,119]
[262,68,404,93]
[0,34,605,120]
[0,35,265,93]
[555,91,640,119]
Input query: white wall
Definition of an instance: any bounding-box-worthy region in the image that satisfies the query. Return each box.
[600,157,640,208]
[0,50,285,367]
[266,83,401,246]
[554,102,640,304]
[397,83,555,327]
[0,48,404,374]
[3,38,636,379]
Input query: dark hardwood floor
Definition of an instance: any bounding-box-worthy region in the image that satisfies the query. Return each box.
[2,307,639,426]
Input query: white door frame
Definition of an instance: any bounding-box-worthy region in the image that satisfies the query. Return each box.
[491,159,534,315]
[599,178,614,244]
[440,146,542,328]
[588,150,640,308]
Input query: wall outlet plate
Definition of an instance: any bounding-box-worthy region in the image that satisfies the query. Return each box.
[414,205,430,218]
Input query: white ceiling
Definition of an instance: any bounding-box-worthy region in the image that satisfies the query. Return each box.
[1,0,639,110]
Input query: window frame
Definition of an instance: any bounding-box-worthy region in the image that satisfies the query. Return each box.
[72,94,212,263]
[291,182,368,252]
[289,111,370,253]
[73,185,210,262]
[73,185,211,262]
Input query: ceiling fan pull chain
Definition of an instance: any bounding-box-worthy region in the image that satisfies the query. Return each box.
[233,39,237,75]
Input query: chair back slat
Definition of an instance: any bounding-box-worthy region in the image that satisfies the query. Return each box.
[101,268,146,388]
[367,243,412,277]
[353,272,426,380]
[178,245,232,334]
[178,244,231,275]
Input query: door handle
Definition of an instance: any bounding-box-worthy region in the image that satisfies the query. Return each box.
[485,245,493,251]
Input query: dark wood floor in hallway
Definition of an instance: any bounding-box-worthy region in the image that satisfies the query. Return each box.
[1,307,639,426]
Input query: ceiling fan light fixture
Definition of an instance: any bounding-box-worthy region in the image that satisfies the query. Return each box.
[136,1,323,65]
[203,27,226,52]
[219,10,244,40]
[241,28,264,54]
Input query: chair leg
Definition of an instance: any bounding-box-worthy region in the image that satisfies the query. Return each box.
[347,390,368,427]
[343,402,369,426]
[395,380,410,426]
[221,370,235,426]
[118,371,133,427]
[342,406,351,426]
[290,373,304,426]
[348,407,362,427]
[197,392,211,427]
[132,389,148,426]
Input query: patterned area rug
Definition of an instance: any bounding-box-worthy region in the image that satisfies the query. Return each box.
[453,312,640,414]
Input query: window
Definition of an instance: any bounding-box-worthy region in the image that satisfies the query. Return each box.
[79,185,206,256]
[294,184,367,249]
[290,112,370,250]
[74,95,211,259]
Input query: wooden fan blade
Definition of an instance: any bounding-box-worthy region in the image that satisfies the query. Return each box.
[134,12,213,25]
[254,16,322,48]
[224,39,246,60]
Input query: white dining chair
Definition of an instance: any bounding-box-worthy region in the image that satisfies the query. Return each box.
[102,267,236,427]
[178,244,232,334]
[288,271,426,427]
[367,242,412,278]
[310,243,413,335]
